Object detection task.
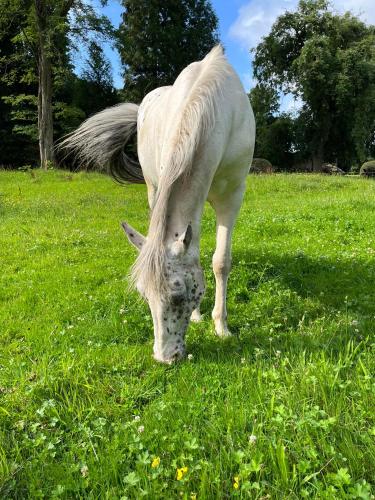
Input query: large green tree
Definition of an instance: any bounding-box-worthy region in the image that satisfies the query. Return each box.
[118,0,219,102]
[76,41,118,116]
[0,0,39,166]
[0,0,113,169]
[253,0,375,170]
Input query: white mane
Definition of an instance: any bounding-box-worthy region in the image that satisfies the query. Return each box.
[131,46,231,295]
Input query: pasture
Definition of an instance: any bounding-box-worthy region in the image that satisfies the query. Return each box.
[1,170,374,498]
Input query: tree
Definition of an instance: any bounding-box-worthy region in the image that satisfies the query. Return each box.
[253,0,375,170]
[0,0,39,166]
[34,0,56,168]
[249,84,279,127]
[0,0,113,169]
[118,0,219,102]
[76,41,118,116]
[82,41,113,90]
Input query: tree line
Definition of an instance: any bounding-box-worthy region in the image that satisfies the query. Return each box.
[0,0,374,172]
[0,0,218,169]
[250,0,375,171]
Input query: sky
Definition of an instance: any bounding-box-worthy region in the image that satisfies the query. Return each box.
[85,0,374,111]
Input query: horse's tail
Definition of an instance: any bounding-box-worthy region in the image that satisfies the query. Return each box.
[58,103,144,184]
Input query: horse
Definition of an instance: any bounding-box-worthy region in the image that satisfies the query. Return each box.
[61,46,255,363]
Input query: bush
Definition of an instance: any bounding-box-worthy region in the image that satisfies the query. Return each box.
[360,160,375,177]
[250,158,273,174]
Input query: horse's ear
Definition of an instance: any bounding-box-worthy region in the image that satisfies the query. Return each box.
[181,224,192,250]
[121,222,146,251]
[170,224,193,257]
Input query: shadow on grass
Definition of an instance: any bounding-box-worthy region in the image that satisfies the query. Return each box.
[189,250,373,363]
[233,250,373,315]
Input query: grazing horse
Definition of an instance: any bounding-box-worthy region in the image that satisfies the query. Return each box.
[62,46,255,363]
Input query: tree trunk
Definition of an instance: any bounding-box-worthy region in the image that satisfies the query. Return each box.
[35,0,54,169]
[312,140,324,172]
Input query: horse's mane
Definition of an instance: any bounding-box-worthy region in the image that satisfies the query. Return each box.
[130,45,231,296]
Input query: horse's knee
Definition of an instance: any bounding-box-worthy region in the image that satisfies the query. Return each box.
[212,253,231,276]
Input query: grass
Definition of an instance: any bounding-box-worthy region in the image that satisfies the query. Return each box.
[0,169,375,499]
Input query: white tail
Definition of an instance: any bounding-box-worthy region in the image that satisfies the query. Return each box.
[58,103,144,184]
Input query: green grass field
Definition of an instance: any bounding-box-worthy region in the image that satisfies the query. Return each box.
[1,170,375,499]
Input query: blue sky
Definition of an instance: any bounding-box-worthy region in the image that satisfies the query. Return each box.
[84,0,374,111]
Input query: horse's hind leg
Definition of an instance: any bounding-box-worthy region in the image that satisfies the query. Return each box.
[209,183,246,336]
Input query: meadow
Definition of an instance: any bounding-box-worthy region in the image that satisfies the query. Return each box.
[0,170,374,499]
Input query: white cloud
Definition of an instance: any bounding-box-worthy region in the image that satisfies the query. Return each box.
[229,0,298,49]
[229,0,374,50]
[334,0,375,24]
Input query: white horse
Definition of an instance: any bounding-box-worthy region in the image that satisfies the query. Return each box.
[62,46,255,363]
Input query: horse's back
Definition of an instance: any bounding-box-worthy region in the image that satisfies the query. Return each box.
[137,47,255,191]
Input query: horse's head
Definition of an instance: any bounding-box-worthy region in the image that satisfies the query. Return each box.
[122,222,205,363]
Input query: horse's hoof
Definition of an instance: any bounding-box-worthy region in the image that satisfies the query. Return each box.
[153,349,186,364]
[214,320,232,337]
[191,310,203,322]
[215,329,232,338]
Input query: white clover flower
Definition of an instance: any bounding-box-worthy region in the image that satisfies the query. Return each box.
[80,465,89,477]
[134,415,140,422]
[241,357,246,364]
[276,350,281,357]
[351,320,359,326]
[249,434,257,445]
[119,308,125,315]
[138,425,145,433]
[187,354,194,361]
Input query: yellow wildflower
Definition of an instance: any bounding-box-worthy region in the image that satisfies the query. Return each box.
[151,456,160,468]
[190,493,197,500]
[176,466,188,480]
[233,475,240,489]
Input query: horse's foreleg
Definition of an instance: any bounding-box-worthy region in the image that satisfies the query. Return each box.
[190,307,202,322]
[210,184,245,337]
[212,224,233,337]
[146,181,157,210]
